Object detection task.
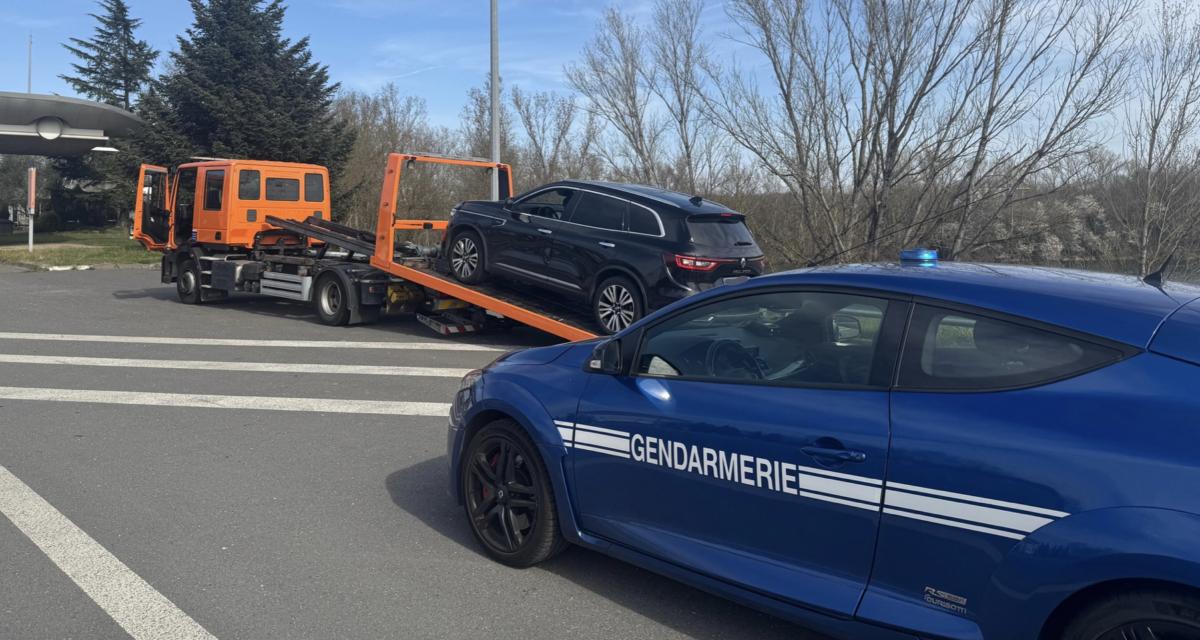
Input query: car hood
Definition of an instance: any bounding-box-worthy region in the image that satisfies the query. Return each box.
[494,339,599,367]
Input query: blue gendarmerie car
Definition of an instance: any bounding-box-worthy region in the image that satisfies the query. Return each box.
[446,256,1200,640]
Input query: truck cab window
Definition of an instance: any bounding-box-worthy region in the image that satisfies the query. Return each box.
[238,170,261,200]
[174,168,197,244]
[203,170,225,211]
[304,173,324,202]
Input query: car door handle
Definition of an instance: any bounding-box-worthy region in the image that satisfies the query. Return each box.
[537,228,553,235]
[598,241,615,248]
[801,446,867,464]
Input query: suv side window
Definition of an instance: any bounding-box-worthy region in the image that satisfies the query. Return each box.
[636,291,892,387]
[513,188,575,219]
[570,192,626,231]
[627,205,661,235]
[898,305,1126,390]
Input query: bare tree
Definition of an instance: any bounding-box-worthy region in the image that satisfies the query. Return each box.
[567,7,666,184]
[647,0,712,193]
[1109,0,1200,276]
[510,87,600,185]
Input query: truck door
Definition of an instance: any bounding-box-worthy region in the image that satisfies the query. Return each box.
[172,167,199,247]
[132,164,170,250]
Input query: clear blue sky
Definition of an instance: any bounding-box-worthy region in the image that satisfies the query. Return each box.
[0,0,730,128]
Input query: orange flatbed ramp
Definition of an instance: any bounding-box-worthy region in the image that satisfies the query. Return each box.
[369,256,598,342]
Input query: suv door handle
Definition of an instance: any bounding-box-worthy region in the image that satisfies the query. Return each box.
[537,228,553,235]
[801,446,867,464]
[598,241,615,248]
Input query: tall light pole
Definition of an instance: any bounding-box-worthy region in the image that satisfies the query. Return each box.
[27,33,35,253]
[489,0,500,200]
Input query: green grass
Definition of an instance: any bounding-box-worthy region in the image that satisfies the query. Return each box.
[0,227,159,268]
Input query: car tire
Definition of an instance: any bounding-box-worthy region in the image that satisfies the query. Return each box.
[1060,588,1200,640]
[461,419,567,568]
[176,258,202,305]
[448,230,487,284]
[314,274,351,326]
[593,275,643,334]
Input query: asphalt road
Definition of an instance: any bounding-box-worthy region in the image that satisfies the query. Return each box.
[0,269,820,640]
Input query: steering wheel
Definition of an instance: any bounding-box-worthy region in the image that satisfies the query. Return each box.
[704,339,765,380]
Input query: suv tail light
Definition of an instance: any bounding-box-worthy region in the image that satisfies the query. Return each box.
[672,254,728,271]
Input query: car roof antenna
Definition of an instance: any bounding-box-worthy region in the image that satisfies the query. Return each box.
[1143,253,1175,288]
[689,195,703,206]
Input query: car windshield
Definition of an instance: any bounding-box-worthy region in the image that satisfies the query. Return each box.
[687,216,756,247]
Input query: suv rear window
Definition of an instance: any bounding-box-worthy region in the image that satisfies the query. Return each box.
[688,215,756,247]
[898,306,1126,390]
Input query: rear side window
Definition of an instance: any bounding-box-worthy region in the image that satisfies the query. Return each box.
[304,173,324,202]
[238,170,260,200]
[899,306,1125,391]
[265,177,300,201]
[203,169,225,210]
[687,215,756,247]
[570,192,626,231]
[628,206,661,235]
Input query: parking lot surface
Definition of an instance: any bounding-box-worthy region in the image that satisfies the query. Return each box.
[0,269,818,640]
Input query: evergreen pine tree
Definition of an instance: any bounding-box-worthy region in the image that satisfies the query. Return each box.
[55,0,157,227]
[60,0,158,111]
[137,0,352,190]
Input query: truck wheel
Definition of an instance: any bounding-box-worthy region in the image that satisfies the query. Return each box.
[1061,589,1200,639]
[176,259,202,305]
[449,230,487,284]
[314,274,351,326]
[593,275,643,334]
[461,419,567,568]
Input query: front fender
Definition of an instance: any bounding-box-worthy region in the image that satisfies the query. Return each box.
[979,507,1200,638]
[456,368,590,545]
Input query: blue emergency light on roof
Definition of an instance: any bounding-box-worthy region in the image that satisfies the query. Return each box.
[900,248,939,265]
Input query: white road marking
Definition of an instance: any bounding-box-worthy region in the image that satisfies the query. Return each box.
[0,464,216,640]
[0,331,502,352]
[0,386,450,416]
[0,354,470,379]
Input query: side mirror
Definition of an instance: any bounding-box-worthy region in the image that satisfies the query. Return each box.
[585,339,622,375]
[832,314,862,342]
[503,197,514,207]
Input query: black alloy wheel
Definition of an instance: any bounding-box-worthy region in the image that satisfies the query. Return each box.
[461,420,565,567]
[1062,589,1200,640]
[450,231,486,284]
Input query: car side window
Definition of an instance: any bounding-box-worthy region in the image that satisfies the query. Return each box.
[627,205,660,235]
[570,192,626,231]
[513,188,574,219]
[898,305,1125,390]
[636,291,891,387]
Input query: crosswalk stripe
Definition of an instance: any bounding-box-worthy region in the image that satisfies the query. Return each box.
[0,464,217,640]
[0,354,471,378]
[0,331,502,352]
[0,386,450,416]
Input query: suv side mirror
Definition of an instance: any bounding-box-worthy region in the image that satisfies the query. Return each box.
[503,197,514,207]
[585,339,623,375]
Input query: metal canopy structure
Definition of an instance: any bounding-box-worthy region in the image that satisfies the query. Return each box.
[0,91,142,157]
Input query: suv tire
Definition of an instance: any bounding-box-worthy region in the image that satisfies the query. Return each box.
[593,275,643,334]
[449,230,487,284]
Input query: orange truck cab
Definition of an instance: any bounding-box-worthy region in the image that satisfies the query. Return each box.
[133,159,330,251]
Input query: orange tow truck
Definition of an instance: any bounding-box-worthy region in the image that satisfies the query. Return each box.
[132,153,597,341]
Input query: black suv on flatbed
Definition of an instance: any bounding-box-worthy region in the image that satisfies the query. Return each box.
[441,180,766,333]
